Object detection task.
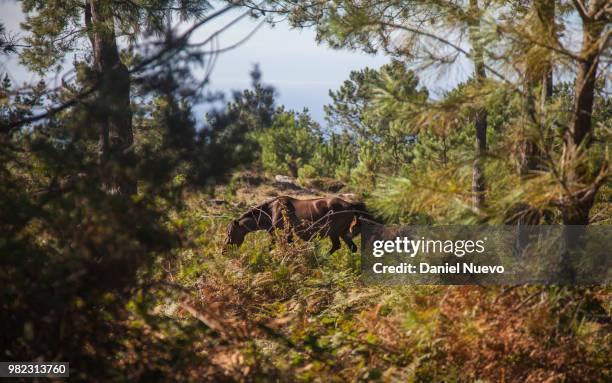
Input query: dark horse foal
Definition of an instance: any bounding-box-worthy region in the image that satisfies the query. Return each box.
[223,196,370,255]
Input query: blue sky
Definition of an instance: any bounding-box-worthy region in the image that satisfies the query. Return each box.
[191,8,390,123]
[0,2,390,125]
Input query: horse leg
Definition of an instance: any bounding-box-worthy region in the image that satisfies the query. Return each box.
[341,233,359,272]
[327,235,341,256]
[341,234,358,253]
[267,229,276,251]
[268,224,294,248]
[271,205,291,242]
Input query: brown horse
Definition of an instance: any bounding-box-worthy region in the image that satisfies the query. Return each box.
[223,196,370,255]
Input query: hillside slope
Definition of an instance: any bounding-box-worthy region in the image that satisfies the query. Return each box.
[153,172,611,382]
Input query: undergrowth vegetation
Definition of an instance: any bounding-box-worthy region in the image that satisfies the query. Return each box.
[136,183,611,382]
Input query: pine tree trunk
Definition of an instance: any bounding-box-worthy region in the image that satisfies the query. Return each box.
[561,6,604,225]
[86,0,136,196]
[472,109,487,208]
[518,0,556,177]
[538,0,555,103]
[468,0,487,209]
[555,1,605,282]
[518,80,547,177]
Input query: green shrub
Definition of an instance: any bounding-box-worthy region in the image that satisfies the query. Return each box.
[257,111,321,177]
[297,164,317,183]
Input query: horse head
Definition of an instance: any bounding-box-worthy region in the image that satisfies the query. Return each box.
[223,219,247,252]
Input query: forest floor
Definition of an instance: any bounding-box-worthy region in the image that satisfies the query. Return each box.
[159,171,610,382]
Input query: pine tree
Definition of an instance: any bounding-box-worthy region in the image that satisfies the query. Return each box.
[326,60,427,173]
[19,0,211,195]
